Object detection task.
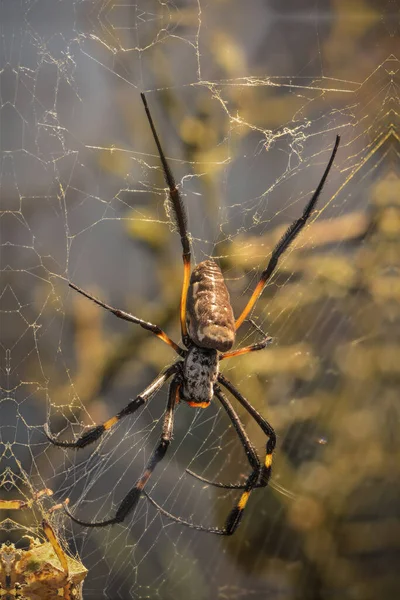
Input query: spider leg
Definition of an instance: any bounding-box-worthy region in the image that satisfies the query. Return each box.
[42,519,72,599]
[220,335,272,360]
[142,490,227,535]
[221,319,272,360]
[145,385,263,535]
[69,282,184,356]
[141,94,192,344]
[64,377,181,527]
[45,364,178,448]
[235,135,340,329]
[219,373,276,487]
[186,374,275,490]
[185,469,250,489]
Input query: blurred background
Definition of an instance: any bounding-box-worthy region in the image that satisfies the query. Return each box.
[0,0,399,598]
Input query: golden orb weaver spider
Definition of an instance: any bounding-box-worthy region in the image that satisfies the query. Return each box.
[45,94,340,535]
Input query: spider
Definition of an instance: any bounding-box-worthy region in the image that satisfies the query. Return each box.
[45,93,340,535]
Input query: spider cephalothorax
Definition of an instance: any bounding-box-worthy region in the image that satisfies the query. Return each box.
[181,346,219,407]
[45,93,340,535]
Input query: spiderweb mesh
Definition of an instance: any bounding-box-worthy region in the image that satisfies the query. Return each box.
[1,1,399,598]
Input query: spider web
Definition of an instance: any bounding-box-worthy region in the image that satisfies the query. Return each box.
[1,1,399,598]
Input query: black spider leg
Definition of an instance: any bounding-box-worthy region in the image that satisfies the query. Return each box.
[220,374,276,487]
[144,384,262,535]
[68,283,184,357]
[186,372,276,490]
[45,364,179,449]
[64,376,181,527]
[235,134,341,329]
[141,94,192,345]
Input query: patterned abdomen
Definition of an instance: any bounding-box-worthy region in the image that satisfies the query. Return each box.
[186,259,235,352]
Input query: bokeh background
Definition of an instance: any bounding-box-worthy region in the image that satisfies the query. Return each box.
[1,0,399,598]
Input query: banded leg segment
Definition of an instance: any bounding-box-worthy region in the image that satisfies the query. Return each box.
[64,377,181,527]
[141,94,192,342]
[145,385,262,535]
[221,319,272,360]
[221,336,272,360]
[45,364,178,448]
[219,373,276,487]
[186,374,275,490]
[69,282,183,356]
[235,135,340,329]
[214,386,262,534]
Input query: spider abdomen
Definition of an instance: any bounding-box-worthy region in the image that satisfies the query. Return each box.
[186,259,235,352]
